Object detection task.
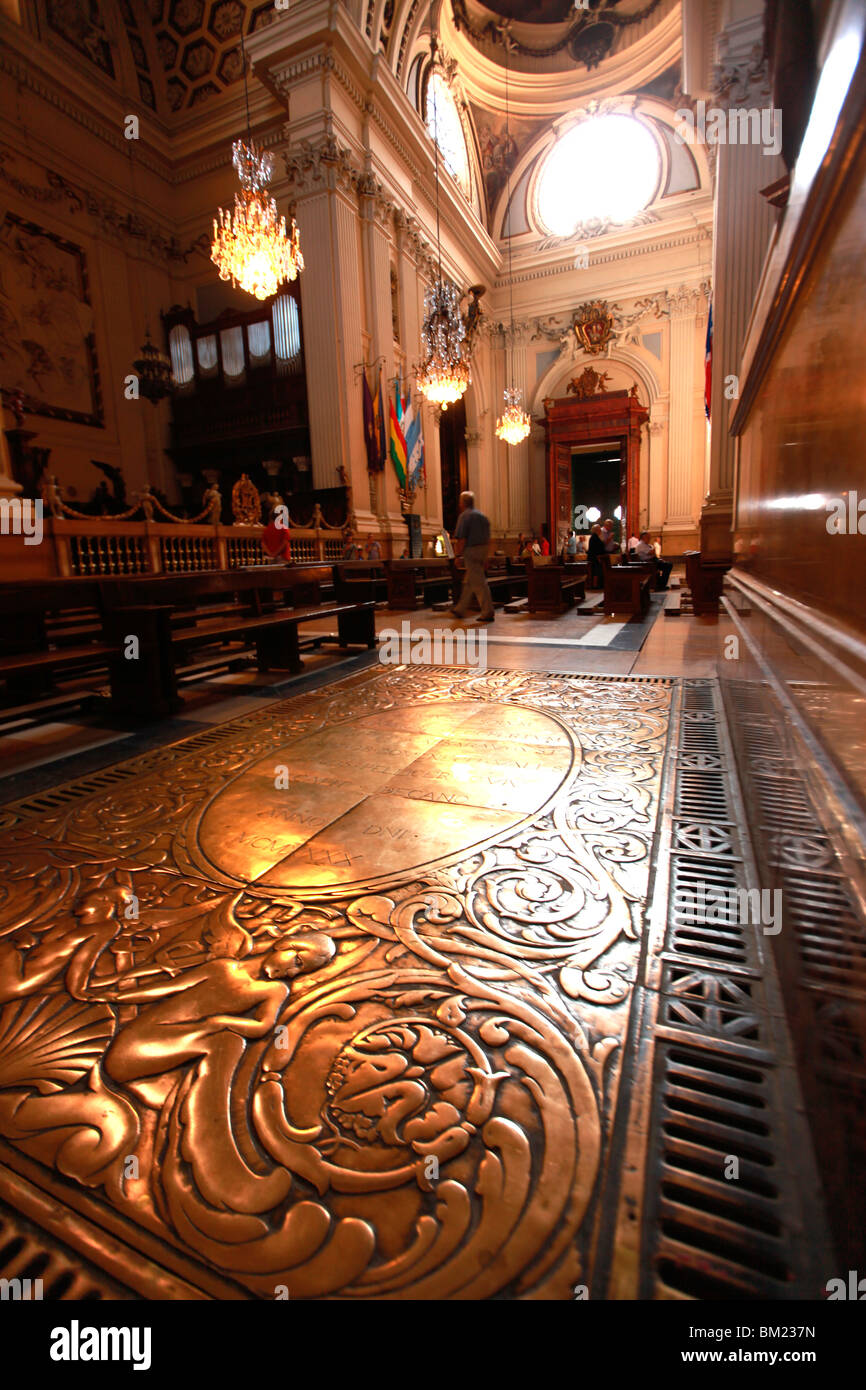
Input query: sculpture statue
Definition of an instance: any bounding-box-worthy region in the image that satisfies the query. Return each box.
[137,484,155,521]
[231,473,260,525]
[203,481,223,525]
[41,474,64,519]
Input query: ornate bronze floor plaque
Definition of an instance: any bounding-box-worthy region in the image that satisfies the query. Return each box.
[0,666,672,1299]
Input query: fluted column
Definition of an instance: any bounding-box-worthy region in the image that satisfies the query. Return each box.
[701,9,782,558]
[284,140,369,494]
[646,401,668,533]
[389,213,440,532]
[666,289,702,532]
[360,173,396,523]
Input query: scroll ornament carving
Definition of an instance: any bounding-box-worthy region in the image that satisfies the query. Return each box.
[0,668,672,1299]
[532,282,711,360]
[711,41,772,110]
[0,147,210,264]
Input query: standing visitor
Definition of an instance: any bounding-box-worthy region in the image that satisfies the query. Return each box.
[450,491,495,624]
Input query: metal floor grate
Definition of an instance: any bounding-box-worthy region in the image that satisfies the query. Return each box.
[627,678,832,1299]
[0,1200,129,1301]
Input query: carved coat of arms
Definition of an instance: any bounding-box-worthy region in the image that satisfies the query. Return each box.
[573,301,616,356]
[567,366,611,400]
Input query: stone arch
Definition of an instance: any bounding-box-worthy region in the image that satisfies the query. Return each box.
[530,345,660,415]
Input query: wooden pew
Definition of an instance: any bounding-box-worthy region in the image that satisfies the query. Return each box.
[385,559,453,610]
[0,578,121,716]
[333,561,387,606]
[101,569,375,706]
[601,555,652,616]
[526,557,586,614]
[448,555,522,610]
[684,551,729,615]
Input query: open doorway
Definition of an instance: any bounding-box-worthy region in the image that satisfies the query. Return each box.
[571,442,625,545]
[439,398,467,537]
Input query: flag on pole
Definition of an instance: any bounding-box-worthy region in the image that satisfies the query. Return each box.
[704,300,713,421]
[374,367,387,471]
[362,371,379,473]
[403,393,425,488]
[389,387,407,486]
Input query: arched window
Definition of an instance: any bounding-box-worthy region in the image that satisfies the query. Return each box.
[536,114,660,237]
[426,69,472,201]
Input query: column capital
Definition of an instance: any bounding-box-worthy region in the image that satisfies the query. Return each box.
[283,133,361,200]
[712,17,771,110]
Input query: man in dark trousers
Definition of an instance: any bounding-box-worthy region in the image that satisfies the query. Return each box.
[634,531,672,589]
[587,524,605,590]
[450,490,495,623]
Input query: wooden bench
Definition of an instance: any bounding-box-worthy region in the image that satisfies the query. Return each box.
[241,562,335,608]
[334,561,387,606]
[447,555,527,610]
[526,557,586,614]
[0,578,121,714]
[385,559,453,610]
[684,551,730,615]
[101,569,375,711]
[601,556,652,616]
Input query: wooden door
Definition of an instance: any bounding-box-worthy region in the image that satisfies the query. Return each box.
[551,444,572,549]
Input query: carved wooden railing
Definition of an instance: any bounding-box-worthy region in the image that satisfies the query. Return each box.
[45,519,345,578]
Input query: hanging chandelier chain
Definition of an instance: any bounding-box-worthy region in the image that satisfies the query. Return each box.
[240,25,252,146]
[415,0,470,411]
[430,1,443,286]
[505,36,515,390]
[495,34,530,447]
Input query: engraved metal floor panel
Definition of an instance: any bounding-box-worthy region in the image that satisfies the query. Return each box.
[0,668,831,1298]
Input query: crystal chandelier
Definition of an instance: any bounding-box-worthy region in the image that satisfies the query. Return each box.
[211,30,303,301]
[132,330,172,404]
[495,37,529,447]
[417,280,471,408]
[212,140,303,301]
[495,384,531,445]
[415,17,470,410]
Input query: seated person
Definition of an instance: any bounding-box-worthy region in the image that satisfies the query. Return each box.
[633,531,672,589]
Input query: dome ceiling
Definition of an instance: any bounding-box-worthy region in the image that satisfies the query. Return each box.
[450,0,674,74]
[466,1,582,22]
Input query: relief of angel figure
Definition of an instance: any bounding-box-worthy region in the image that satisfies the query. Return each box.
[0,883,139,1005]
[90,926,335,1108]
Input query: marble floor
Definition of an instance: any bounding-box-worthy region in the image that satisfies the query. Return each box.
[0,596,733,792]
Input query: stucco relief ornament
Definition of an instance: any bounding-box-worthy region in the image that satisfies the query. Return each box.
[573,301,617,356]
[567,367,612,400]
